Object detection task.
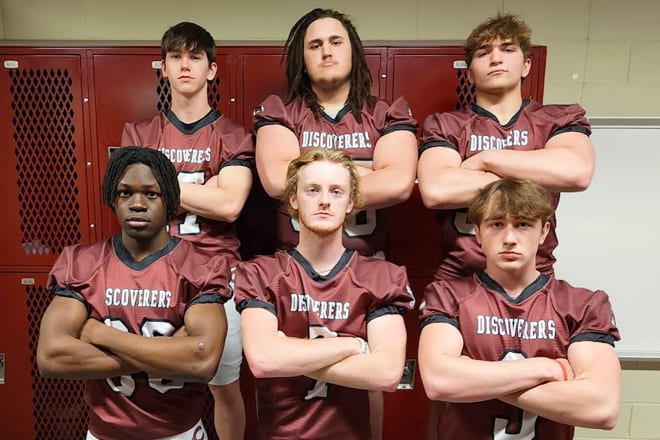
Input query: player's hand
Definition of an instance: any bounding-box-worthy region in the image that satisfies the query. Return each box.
[79,318,104,344]
[355,164,373,177]
[205,175,219,187]
[460,153,487,171]
[172,326,188,337]
[553,357,575,381]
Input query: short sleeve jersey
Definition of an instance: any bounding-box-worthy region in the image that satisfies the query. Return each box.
[254,95,418,256]
[48,235,231,440]
[420,101,590,279]
[121,109,255,261]
[420,272,619,440]
[234,249,415,439]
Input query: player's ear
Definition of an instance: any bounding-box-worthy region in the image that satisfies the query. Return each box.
[474,224,482,245]
[161,59,169,79]
[289,192,298,211]
[467,66,475,85]
[521,57,532,79]
[207,61,218,81]
[538,220,550,245]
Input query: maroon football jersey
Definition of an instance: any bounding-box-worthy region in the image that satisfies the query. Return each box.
[420,101,591,279]
[420,271,619,440]
[234,249,415,439]
[122,109,255,261]
[254,95,418,256]
[48,235,231,440]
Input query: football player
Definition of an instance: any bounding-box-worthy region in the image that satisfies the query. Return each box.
[37,147,230,440]
[235,148,415,439]
[120,22,253,440]
[418,177,620,439]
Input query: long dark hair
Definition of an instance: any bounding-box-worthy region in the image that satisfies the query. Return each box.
[283,8,375,122]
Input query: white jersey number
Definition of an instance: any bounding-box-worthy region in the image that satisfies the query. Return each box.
[176,171,205,235]
[304,325,338,400]
[453,209,476,236]
[104,318,184,396]
[493,351,538,439]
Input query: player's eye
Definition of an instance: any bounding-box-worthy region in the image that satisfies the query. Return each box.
[146,191,160,199]
[117,190,131,198]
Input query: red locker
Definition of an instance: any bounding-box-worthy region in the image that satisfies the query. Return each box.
[0,51,95,270]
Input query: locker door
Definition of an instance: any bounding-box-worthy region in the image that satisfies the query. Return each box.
[0,53,93,269]
[0,272,88,439]
[89,49,234,237]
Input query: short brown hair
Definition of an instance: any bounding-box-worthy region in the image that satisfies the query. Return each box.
[468,177,552,226]
[464,13,531,67]
[283,148,363,220]
[161,22,216,66]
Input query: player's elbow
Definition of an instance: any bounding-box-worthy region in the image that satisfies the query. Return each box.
[36,344,69,379]
[188,342,223,382]
[421,374,463,402]
[582,399,620,431]
[222,201,245,224]
[244,349,283,379]
[571,170,593,192]
[375,364,405,392]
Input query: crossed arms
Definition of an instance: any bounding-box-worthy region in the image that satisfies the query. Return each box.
[418,321,620,429]
[241,307,406,392]
[37,295,227,383]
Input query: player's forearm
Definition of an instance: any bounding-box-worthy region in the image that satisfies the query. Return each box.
[500,378,620,430]
[85,324,223,382]
[244,335,362,379]
[306,349,405,392]
[179,183,247,222]
[420,356,562,403]
[418,168,500,209]
[359,166,416,209]
[37,335,136,380]
[479,148,593,192]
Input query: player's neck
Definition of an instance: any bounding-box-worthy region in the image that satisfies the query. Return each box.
[170,93,212,124]
[313,81,351,114]
[121,230,171,263]
[475,88,523,125]
[485,264,540,299]
[296,229,346,275]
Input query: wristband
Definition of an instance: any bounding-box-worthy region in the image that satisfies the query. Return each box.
[553,359,568,381]
[355,337,368,355]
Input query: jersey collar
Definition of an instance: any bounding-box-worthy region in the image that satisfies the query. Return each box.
[288,248,355,282]
[476,270,551,304]
[112,234,181,271]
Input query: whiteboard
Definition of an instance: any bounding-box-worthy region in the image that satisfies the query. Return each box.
[554,119,660,360]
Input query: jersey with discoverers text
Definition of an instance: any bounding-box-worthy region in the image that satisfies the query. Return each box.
[121,109,254,261]
[420,101,590,279]
[48,235,231,440]
[420,271,619,439]
[235,249,415,439]
[254,95,417,256]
